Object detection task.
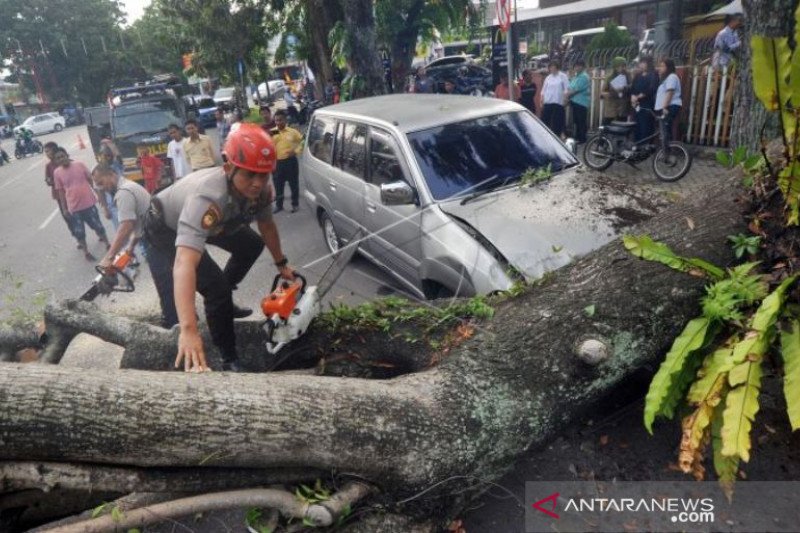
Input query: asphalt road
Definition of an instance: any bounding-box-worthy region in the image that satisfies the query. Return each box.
[0,125,409,335]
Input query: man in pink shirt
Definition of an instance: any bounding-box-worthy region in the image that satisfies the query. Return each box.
[53,147,110,260]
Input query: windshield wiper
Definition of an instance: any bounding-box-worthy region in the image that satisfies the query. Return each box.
[459,174,515,205]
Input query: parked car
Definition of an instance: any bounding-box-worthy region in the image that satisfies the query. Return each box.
[13,113,65,136]
[425,54,475,69]
[213,86,236,110]
[184,95,218,129]
[425,63,493,95]
[302,94,656,300]
[253,80,288,103]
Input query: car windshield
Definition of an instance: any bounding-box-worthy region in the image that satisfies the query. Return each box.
[197,98,216,109]
[22,117,35,125]
[407,111,578,202]
[112,100,181,137]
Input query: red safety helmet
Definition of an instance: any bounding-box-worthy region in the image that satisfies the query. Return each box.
[223,123,277,173]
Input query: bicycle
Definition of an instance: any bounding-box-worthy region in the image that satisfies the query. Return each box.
[582,108,692,182]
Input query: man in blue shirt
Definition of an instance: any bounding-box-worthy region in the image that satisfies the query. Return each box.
[712,14,743,69]
[567,60,591,143]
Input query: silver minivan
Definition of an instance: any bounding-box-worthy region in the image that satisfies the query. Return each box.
[302,94,659,299]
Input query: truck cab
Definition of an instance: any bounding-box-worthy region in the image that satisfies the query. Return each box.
[110,82,186,185]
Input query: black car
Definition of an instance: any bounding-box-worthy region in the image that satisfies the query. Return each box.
[425,63,493,96]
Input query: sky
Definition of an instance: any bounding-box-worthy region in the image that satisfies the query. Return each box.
[122,0,149,25]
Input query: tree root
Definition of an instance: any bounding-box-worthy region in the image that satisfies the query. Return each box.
[28,492,187,532]
[0,461,325,494]
[42,482,374,533]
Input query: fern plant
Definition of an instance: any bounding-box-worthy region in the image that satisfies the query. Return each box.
[624,235,800,494]
[750,3,800,223]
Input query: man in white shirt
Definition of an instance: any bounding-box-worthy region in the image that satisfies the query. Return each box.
[541,61,570,139]
[167,124,191,180]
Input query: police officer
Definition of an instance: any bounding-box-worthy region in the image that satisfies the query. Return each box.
[144,123,293,373]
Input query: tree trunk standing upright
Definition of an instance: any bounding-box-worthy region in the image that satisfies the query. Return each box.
[303,0,342,98]
[342,0,386,97]
[730,0,799,152]
[389,0,426,93]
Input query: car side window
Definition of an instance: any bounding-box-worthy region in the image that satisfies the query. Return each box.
[368,129,406,187]
[335,122,367,179]
[307,116,336,164]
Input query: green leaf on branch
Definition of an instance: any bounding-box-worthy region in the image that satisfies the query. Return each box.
[644,317,713,433]
[583,304,596,317]
[781,318,800,430]
[778,166,800,225]
[751,36,792,112]
[623,235,725,280]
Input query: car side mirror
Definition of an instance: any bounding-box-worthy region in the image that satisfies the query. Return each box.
[564,138,578,154]
[380,181,416,206]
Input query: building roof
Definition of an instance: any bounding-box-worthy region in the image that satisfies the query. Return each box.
[316,94,522,133]
[493,0,650,25]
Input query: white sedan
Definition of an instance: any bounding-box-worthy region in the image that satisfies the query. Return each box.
[13,113,66,136]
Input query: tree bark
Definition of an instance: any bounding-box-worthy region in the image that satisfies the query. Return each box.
[390,0,426,93]
[342,0,386,96]
[729,0,798,151]
[0,174,744,508]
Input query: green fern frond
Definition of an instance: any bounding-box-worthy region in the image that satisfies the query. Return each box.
[644,317,713,433]
[781,317,800,430]
[722,359,763,463]
[623,235,725,280]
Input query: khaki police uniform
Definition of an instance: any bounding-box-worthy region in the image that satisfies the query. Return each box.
[144,167,272,362]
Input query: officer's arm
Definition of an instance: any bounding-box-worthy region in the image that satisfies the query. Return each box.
[101,220,135,267]
[257,218,294,279]
[174,246,209,371]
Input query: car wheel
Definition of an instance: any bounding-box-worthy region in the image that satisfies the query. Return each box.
[423,280,455,300]
[320,210,341,254]
[54,124,63,132]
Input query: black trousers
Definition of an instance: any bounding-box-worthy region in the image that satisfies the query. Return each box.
[274,156,299,209]
[634,106,656,142]
[570,103,588,143]
[542,103,566,137]
[146,211,263,361]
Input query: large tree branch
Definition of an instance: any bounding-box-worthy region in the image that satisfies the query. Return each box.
[0,174,744,499]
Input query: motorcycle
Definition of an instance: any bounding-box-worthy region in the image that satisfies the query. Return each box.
[14,137,44,159]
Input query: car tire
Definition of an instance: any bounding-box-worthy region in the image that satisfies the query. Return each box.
[423,280,455,300]
[320,210,341,254]
[54,124,63,132]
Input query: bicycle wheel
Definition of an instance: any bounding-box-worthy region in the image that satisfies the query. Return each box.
[582,134,614,171]
[652,142,692,182]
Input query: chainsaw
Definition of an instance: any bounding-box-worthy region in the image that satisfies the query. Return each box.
[79,250,137,302]
[260,230,362,362]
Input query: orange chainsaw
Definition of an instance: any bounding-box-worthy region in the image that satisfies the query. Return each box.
[260,230,362,358]
[80,250,136,302]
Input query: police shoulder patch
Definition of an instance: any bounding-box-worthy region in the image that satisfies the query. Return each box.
[201,203,222,230]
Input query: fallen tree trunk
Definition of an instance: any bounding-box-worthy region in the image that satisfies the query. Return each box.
[0,175,744,526]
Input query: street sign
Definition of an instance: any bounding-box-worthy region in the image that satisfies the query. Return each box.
[497,0,511,32]
[519,41,528,55]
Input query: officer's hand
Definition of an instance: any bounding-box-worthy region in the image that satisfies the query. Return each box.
[279,265,296,280]
[99,256,113,270]
[176,329,210,373]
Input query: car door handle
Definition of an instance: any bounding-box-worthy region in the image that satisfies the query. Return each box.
[366,202,377,214]
[328,181,337,191]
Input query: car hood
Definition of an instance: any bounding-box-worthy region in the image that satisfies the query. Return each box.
[437,169,666,280]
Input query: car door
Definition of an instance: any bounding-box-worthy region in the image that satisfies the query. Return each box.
[361,127,423,290]
[30,116,45,135]
[327,120,367,245]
